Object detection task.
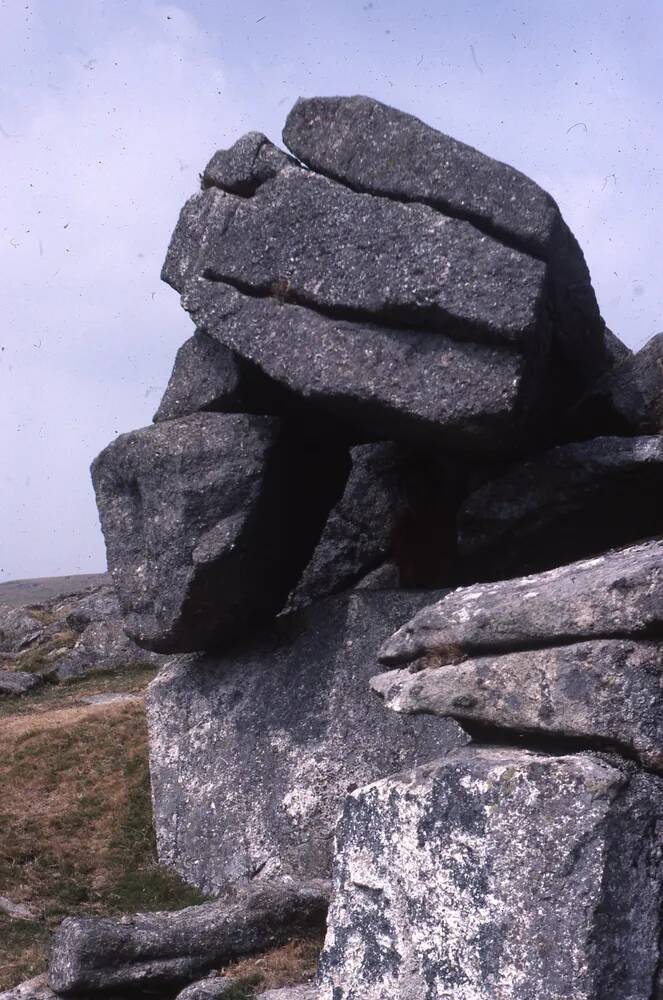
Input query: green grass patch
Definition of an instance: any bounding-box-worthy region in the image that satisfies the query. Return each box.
[0,663,158,718]
[0,695,205,992]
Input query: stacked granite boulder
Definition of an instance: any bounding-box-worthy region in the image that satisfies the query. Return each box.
[80,95,663,1000]
[324,538,663,999]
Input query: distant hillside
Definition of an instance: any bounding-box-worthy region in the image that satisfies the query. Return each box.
[0,573,110,609]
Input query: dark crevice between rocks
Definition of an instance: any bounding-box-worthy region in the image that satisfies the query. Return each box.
[200,268,531,353]
[459,512,663,586]
[391,456,468,590]
[391,626,663,672]
[162,427,351,656]
[456,719,650,772]
[201,175,270,198]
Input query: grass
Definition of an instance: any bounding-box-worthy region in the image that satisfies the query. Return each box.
[0,664,324,995]
[21,608,58,627]
[0,688,205,991]
[221,933,324,992]
[0,663,159,719]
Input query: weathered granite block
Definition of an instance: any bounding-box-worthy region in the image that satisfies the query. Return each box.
[318,746,663,1000]
[283,95,606,384]
[49,880,328,994]
[379,537,663,668]
[146,591,464,894]
[372,639,663,772]
[92,413,346,653]
[572,332,663,436]
[458,435,663,578]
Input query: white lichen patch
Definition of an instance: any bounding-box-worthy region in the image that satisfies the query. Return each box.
[319,745,663,999]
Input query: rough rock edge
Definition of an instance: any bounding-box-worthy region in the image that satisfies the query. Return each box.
[379,537,663,666]
[48,879,330,994]
[372,638,663,771]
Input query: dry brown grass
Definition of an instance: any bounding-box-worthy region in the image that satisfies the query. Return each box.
[0,663,158,719]
[22,608,58,626]
[0,665,324,995]
[222,932,324,992]
[0,692,204,991]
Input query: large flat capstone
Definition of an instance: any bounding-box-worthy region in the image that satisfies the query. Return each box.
[146,590,464,894]
[283,94,606,382]
[318,747,663,1000]
[282,96,565,259]
[164,167,549,347]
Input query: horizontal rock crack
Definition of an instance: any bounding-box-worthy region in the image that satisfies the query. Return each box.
[199,269,525,353]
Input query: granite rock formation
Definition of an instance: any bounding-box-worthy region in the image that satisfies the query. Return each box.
[39,93,660,1000]
[283,95,607,385]
[147,591,464,894]
[153,332,247,423]
[571,331,663,436]
[374,637,663,770]
[379,537,662,666]
[0,578,166,691]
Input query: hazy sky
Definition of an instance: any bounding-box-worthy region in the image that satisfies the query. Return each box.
[1,0,661,582]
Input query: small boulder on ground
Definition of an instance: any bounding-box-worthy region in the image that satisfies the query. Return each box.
[0,607,41,654]
[46,618,166,682]
[0,976,59,1000]
[64,586,120,632]
[175,976,244,999]
[48,880,329,995]
[0,669,43,696]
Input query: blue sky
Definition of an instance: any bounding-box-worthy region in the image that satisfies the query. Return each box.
[1,0,661,581]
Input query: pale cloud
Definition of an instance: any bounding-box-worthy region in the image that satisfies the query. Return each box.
[1,0,661,581]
